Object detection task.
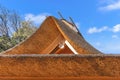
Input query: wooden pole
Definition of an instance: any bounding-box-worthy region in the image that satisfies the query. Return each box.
[69,17,84,39]
[58,11,64,19]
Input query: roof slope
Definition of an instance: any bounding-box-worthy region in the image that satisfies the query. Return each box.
[1,16,102,54]
[53,17,102,54]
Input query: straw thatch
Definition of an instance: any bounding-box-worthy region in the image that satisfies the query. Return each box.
[0,54,119,79]
[1,16,102,54]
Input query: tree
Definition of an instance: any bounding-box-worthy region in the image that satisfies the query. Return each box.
[0,5,38,52]
[12,20,37,43]
[0,36,12,52]
[10,11,21,33]
[0,5,21,37]
[0,6,10,37]
[0,20,38,52]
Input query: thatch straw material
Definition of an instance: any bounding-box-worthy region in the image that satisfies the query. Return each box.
[1,16,102,54]
[0,54,119,79]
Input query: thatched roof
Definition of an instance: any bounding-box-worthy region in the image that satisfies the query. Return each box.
[0,54,119,79]
[1,16,102,54]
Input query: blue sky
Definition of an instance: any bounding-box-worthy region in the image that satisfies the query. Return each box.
[0,0,120,53]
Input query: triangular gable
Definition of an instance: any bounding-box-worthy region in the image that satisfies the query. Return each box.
[52,17,102,54]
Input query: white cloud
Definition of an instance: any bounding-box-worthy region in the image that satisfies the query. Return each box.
[88,24,120,34]
[99,0,120,11]
[112,24,120,32]
[25,13,50,25]
[112,35,119,39]
[88,26,108,34]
